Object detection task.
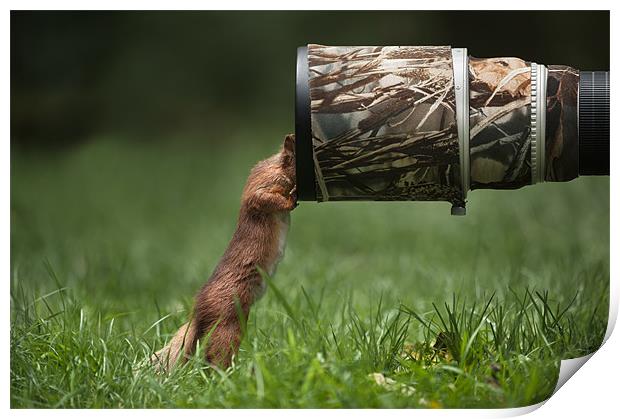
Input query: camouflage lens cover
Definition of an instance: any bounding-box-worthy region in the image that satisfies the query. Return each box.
[545,65,579,182]
[306,45,580,204]
[308,45,463,205]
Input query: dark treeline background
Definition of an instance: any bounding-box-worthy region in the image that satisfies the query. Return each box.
[11,11,609,148]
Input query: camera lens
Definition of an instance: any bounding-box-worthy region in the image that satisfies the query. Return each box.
[295,45,609,213]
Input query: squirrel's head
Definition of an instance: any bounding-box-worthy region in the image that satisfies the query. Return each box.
[243,134,297,199]
[279,134,296,183]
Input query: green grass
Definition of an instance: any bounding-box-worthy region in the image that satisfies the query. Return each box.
[11,132,609,408]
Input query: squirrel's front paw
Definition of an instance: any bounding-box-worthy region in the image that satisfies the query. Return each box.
[287,186,298,210]
[286,195,298,210]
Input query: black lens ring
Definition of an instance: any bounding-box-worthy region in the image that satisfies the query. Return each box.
[579,71,610,176]
[295,46,317,201]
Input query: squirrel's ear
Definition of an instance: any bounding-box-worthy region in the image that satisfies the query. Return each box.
[283,134,295,155]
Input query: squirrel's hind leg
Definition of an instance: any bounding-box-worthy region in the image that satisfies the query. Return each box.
[204,319,242,369]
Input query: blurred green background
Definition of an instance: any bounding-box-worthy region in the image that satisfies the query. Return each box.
[11,11,609,147]
[10,11,610,408]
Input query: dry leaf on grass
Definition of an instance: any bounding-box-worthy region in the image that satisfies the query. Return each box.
[369,372,416,396]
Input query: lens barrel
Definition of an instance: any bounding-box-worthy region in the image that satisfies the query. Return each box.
[295,45,610,207]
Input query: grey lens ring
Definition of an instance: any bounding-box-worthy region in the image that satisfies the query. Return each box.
[537,64,547,183]
[530,63,547,184]
[451,48,470,199]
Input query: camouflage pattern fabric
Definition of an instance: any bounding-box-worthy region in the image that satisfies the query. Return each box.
[545,65,579,182]
[308,45,463,205]
[307,45,581,203]
[468,57,532,190]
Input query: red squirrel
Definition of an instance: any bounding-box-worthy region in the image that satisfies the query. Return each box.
[152,134,297,371]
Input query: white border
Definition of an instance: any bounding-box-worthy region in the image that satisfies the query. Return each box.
[3,3,616,419]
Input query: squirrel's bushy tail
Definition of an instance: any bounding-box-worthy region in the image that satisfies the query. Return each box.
[151,319,199,373]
